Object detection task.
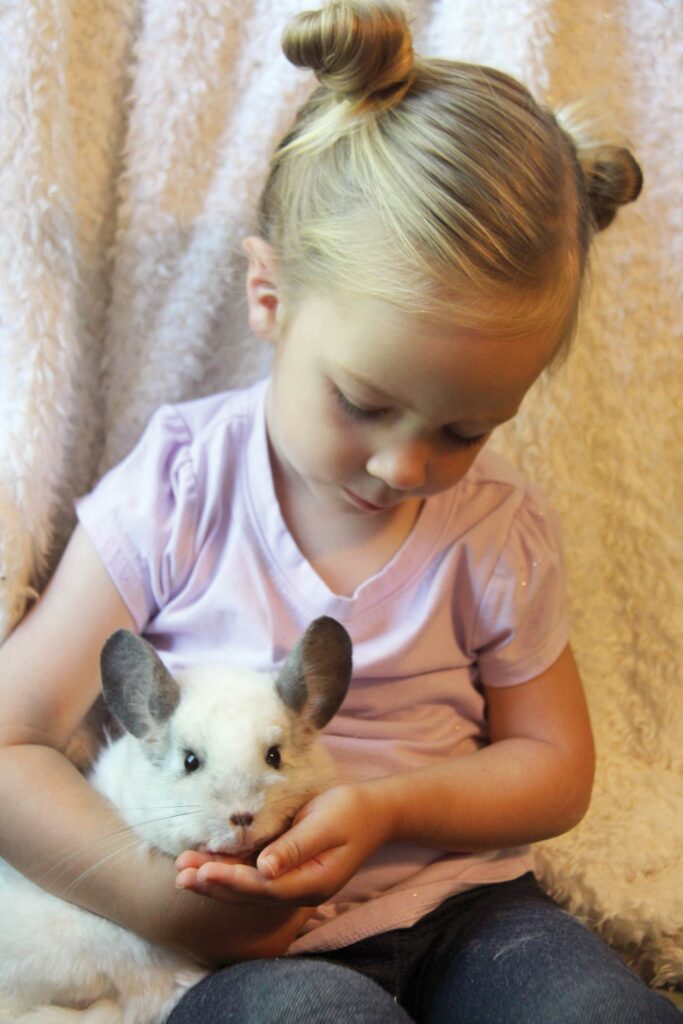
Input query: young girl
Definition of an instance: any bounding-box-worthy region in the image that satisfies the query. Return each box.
[0,1,675,1022]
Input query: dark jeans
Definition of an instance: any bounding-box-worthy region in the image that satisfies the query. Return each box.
[168,873,681,1023]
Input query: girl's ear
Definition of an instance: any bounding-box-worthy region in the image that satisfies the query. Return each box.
[243,236,282,342]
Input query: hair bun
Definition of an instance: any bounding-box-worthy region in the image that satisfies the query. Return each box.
[282,0,414,103]
[582,146,643,231]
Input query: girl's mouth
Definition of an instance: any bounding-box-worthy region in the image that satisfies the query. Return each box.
[343,488,390,512]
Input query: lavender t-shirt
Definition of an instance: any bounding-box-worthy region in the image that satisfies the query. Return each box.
[76,378,569,953]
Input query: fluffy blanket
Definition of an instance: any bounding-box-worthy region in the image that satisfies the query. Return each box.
[0,0,681,988]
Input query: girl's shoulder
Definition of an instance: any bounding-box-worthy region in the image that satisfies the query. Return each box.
[112,378,269,497]
[74,380,270,632]
[150,378,267,455]
[452,446,558,546]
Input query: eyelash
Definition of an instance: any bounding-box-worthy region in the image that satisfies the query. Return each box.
[332,386,486,449]
[333,386,387,422]
[442,429,486,449]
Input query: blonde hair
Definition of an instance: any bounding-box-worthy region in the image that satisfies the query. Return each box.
[258,0,642,354]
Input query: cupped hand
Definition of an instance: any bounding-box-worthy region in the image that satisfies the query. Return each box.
[175,781,392,907]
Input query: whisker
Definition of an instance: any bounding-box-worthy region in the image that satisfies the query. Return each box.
[31,775,353,891]
[60,837,146,899]
[58,814,205,898]
[37,809,205,884]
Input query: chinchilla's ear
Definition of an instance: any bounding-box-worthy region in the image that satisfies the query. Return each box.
[276,617,352,730]
[100,630,180,739]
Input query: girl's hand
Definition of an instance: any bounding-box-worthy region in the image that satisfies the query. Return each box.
[175,782,392,907]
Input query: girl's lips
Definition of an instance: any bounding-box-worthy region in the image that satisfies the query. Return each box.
[343,488,389,512]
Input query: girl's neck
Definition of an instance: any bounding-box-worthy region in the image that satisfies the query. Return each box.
[271,460,423,596]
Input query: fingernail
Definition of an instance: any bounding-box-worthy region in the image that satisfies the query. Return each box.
[259,854,278,878]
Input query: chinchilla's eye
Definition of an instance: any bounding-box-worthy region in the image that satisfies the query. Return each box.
[183,750,202,773]
[265,746,281,770]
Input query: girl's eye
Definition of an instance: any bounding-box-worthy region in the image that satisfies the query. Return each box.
[442,427,488,450]
[265,746,282,770]
[333,386,387,422]
[183,750,202,773]
[332,382,488,448]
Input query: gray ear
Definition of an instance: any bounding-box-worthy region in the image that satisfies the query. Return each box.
[276,617,352,730]
[100,630,180,739]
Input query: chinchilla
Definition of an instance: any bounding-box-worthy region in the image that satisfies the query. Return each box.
[0,616,352,1024]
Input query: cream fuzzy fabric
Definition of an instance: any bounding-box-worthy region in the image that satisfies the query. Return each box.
[0,0,681,989]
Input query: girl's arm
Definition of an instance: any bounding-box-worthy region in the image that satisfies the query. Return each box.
[179,644,595,904]
[0,526,309,965]
[373,643,596,850]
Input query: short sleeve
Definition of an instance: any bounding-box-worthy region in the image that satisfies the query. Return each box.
[75,405,199,630]
[471,487,570,687]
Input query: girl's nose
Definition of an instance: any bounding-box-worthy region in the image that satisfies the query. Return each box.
[366,440,430,490]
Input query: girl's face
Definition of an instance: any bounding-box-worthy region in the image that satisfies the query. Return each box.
[264,291,557,518]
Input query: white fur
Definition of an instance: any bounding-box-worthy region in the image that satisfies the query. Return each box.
[0,665,336,1023]
[10,1004,122,1024]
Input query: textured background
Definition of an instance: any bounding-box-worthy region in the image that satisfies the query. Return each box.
[0,0,681,986]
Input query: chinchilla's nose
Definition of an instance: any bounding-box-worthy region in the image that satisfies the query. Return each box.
[230,812,254,828]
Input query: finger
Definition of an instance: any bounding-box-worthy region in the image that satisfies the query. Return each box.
[196,855,333,906]
[175,850,244,871]
[196,861,270,895]
[176,874,243,903]
[256,814,341,880]
[176,865,261,904]
[175,851,214,870]
[175,866,208,894]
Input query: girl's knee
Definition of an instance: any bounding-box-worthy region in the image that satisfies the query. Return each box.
[420,897,681,1024]
[530,969,683,1024]
[167,957,412,1024]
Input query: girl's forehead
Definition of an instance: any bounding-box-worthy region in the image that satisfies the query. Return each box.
[293,292,555,425]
